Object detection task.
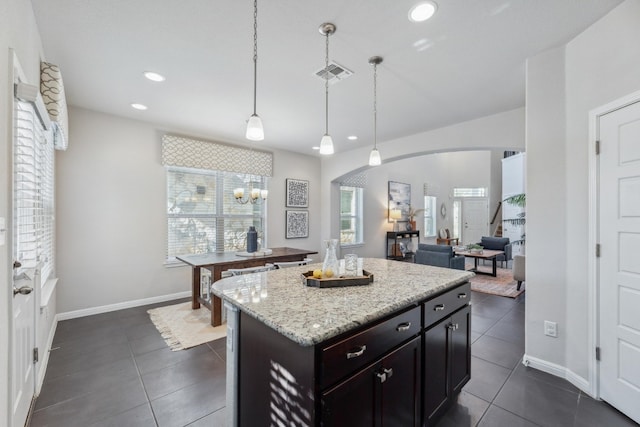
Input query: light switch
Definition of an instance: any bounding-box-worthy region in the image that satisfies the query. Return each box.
[0,217,6,246]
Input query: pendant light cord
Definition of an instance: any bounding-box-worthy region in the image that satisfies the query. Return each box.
[252,0,258,115]
[325,31,330,135]
[373,62,378,149]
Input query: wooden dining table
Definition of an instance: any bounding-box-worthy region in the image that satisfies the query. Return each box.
[176,247,318,326]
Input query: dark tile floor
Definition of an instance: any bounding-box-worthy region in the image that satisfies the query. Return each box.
[30,293,637,427]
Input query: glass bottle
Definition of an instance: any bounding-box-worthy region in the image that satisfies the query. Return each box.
[322,239,339,278]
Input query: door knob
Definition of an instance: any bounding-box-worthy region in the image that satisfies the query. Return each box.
[13,286,33,296]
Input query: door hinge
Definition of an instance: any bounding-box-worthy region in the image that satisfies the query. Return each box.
[596,346,601,361]
[33,347,39,364]
[595,140,600,155]
[596,244,601,258]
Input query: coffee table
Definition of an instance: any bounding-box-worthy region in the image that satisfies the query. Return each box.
[453,249,505,277]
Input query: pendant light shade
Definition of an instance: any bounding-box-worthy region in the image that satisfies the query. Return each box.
[369,148,381,166]
[368,56,383,166]
[246,0,264,141]
[246,114,264,141]
[319,23,336,155]
[319,134,334,155]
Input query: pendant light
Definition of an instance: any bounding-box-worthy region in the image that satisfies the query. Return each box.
[368,56,383,166]
[246,0,264,141]
[318,23,336,155]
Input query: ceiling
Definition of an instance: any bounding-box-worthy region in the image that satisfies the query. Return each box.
[31,0,623,156]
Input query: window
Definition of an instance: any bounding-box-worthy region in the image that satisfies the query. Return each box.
[166,168,267,261]
[453,187,486,198]
[423,196,437,237]
[13,99,55,284]
[340,186,363,245]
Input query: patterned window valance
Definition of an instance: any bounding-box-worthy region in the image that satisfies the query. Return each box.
[339,171,367,188]
[161,134,273,177]
[40,62,69,151]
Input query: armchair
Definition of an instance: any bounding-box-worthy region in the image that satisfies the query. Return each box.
[513,255,525,290]
[415,243,465,270]
[478,236,512,268]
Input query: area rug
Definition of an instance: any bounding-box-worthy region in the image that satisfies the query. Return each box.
[148,302,226,351]
[468,264,525,298]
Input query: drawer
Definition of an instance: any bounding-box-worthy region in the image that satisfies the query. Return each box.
[423,282,471,327]
[320,305,421,388]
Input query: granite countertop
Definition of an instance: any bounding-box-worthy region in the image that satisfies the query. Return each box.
[211,258,474,347]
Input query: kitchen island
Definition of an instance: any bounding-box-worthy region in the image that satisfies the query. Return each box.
[212,258,474,426]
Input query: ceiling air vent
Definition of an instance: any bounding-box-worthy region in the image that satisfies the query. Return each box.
[314,61,354,84]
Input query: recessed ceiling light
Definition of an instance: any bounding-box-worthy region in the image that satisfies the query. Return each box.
[409,1,437,22]
[347,135,358,140]
[143,71,165,82]
[131,103,148,110]
[312,146,320,150]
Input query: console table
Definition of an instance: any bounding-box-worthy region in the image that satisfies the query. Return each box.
[176,247,317,326]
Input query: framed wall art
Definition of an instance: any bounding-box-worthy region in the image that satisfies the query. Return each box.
[286,210,309,239]
[286,178,309,208]
[388,181,411,222]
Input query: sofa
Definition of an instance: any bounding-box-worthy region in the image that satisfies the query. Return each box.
[415,243,465,270]
[478,236,512,268]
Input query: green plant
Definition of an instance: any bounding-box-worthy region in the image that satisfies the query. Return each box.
[467,244,483,250]
[504,193,526,245]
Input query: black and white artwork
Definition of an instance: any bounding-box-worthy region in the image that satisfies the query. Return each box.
[388,181,411,222]
[286,178,309,208]
[286,210,309,239]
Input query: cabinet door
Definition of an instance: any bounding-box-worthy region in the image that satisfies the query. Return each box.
[321,338,421,427]
[423,317,450,425]
[321,360,379,426]
[381,338,421,427]
[450,306,471,394]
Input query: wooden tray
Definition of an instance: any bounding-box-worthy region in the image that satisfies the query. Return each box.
[302,270,374,288]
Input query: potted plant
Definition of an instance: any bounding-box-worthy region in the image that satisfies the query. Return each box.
[406,205,424,231]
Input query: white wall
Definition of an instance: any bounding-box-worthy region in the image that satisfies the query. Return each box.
[320,107,526,242]
[525,0,640,384]
[57,107,321,314]
[525,46,568,368]
[1,0,47,425]
[341,151,497,260]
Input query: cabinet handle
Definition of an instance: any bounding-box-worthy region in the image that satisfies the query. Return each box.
[346,345,367,359]
[447,323,459,331]
[434,304,445,311]
[457,293,467,299]
[396,322,411,332]
[383,367,393,379]
[376,371,387,383]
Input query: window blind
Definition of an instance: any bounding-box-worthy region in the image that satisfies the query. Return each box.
[14,99,55,282]
[166,168,267,259]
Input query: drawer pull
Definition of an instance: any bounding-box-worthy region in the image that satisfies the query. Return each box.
[458,293,467,299]
[346,345,367,359]
[383,367,393,379]
[434,304,445,311]
[396,322,411,332]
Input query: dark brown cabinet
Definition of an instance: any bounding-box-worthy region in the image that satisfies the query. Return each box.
[423,305,471,426]
[322,337,421,427]
[235,282,470,426]
[386,230,420,261]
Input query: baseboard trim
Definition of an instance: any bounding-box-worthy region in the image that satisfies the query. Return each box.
[57,291,191,321]
[522,354,592,396]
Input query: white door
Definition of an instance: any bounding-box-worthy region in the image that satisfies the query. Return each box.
[461,199,488,245]
[599,100,640,423]
[10,52,37,427]
[12,269,36,427]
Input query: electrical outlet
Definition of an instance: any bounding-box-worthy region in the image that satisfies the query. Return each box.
[544,321,558,337]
